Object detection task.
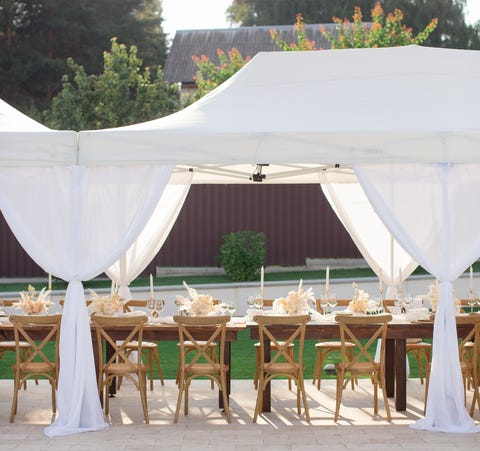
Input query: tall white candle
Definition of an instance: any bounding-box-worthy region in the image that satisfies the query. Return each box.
[48,273,52,291]
[470,265,474,293]
[260,266,264,299]
[150,274,154,299]
[325,266,330,294]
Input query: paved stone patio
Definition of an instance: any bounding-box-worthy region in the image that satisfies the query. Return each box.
[0,378,479,450]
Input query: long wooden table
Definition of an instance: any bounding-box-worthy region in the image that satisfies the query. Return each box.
[248,318,475,413]
[0,320,245,409]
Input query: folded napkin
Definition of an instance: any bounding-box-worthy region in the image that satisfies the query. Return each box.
[149,316,175,324]
[406,308,430,321]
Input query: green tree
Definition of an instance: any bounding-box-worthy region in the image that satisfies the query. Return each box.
[320,2,438,49]
[44,38,180,130]
[226,0,479,49]
[192,48,251,100]
[0,0,168,116]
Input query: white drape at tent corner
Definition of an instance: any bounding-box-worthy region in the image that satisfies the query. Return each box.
[0,164,173,436]
[319,171,417,296]
[106,172,193,300]
[354,162,480,433]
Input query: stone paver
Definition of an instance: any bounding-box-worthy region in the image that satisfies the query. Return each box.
[0,379,478,450]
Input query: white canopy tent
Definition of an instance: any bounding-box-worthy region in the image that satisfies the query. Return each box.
[1,45,480,434]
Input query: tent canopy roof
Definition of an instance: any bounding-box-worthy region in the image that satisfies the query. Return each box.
[3,46,480,180]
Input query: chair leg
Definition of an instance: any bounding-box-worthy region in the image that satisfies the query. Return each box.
[51,375,57,414]
[312,347,324,389]
[153,347,165,386]
[174,378,184,423]
[9,373,20,423]
[299,375,310,422]
[138,371,149,423]
[220,373,231,423]
[254,347,260,389]
[381,374,391,421]
[334,368,344,422]
[253,374,264,422]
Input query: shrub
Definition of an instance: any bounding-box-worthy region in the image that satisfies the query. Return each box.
[218,231,266,281]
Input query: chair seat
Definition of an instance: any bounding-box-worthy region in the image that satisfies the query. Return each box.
[178,340,216,348]
[13,361,55,373]
[106,362,147,374]
[0,341,31,349]
[125,340,157,349]
[254,341,294,349]
[264,362,299,374]
[186,362,228,375]
[337,361,378,374]
[315,341,355,349]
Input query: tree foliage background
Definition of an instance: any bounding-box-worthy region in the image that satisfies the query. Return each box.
[0,0,168,118]
[44,38,180,131]
[227,0,479,50]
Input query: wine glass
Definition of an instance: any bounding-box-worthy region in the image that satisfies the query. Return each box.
[320,295,329,315]
[403,295,413,312]
[253,295,264,310]
[247,296,256,310]
[328,293,337,314]
[374,297,383,313]
[226,300,237,317]
[468,295,476,313]
[146,298,156,319]
[156,299,165,316]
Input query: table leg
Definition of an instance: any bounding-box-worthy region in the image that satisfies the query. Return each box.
[261,339,271,412]
[219,341,231,409]
[394,338,407,411]
[385,338,395,398]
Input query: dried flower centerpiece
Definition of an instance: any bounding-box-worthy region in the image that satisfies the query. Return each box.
[13,284,53,314]
[349,282,369,313]
[424,283,439,312]
[175,281,215,316]
[273,279,314,315]
[87,289,124,316]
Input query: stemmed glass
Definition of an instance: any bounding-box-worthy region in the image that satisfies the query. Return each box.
[156,299,165,317]
[146,298,157,319]
[226,300,237,317]
[320,295,329,315]
[247,294,263,310]
[327,293,337,314]
[468,294,476,313]
[403,295,413,312]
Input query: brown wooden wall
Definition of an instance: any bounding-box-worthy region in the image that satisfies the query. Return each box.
[0,184,362,277]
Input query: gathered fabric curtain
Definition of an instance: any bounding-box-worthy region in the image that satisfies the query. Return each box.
[0,164,172,436]
[320,171,417,298]
[106,172,192,300]
[354,162,480,433]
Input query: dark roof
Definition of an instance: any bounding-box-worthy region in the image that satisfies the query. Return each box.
[164,23,338,85]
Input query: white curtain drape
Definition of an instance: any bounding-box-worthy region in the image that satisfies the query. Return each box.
[106,172,192,300]
[0,164,172,436]
[320,171,417,297]
[354,162,480,433]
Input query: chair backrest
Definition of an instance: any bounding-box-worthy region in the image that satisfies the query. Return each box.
[335,314,392,367]
[174,315,230,368]
[253,314,310,368]
[456,315,480,367]
[91,314,148,372]
[10,314,62,369]
[123,299,148,313]
[382,300,397,313]
[59,299,93,308]
[0,299,20,307]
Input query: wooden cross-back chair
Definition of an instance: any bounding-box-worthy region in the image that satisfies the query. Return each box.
[312,299,356,390]
[173,315,231,423]
[0,299,39,390]
[175,298,222,390]
[253,314,310,423]
[334,314,392,422]
[424,314,480,417]
[253,300,295,390]
[383,299,432,384]
[91,313,150,423]
[9,314,62,423]
[120,299,164,389]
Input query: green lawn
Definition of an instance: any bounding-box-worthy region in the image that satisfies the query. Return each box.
[0,331,425,381]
